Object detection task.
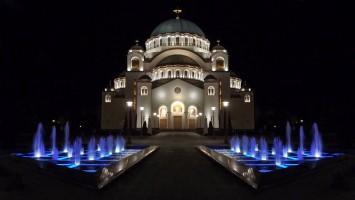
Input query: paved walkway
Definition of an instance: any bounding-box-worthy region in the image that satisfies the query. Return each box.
[1,132,355,200]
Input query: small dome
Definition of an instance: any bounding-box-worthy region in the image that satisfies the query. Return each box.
[130,40,144,51]
[139,75,152,81]
[212,40,226,51]
[204,75,217,81]
[151,18,205,37]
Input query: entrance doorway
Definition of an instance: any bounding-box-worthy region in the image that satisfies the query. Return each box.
[188,119,196,129]
[159,119,167,129]
[173,116,182,129]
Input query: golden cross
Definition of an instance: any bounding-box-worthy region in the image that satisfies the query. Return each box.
[173,7,182,19]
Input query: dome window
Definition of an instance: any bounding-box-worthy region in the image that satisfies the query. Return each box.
[168,70,172,78]
[141,86,148,95]
[244,94,251,103]
[105,94,111,103]
[131,57,140,69]
[176,70,180,78]
[208,86,215,96]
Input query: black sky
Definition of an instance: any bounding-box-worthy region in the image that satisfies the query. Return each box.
[1,0,354,134]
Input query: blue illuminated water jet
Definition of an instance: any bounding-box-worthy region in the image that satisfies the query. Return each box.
[274,137,283,165]
[99,137,106,157]
[52,147,58,160]
[260,137,268,160]
[242,135,249,155]
[230,136,241,153]
[311,123,323,158]
[73,137,81,165]
[115,135,125,153]
[33,123,45,158]
[249,137,256,157]
[286,121,292,153]
[107,135,114,155]
[87,137,96,161]
[63,122,70,153]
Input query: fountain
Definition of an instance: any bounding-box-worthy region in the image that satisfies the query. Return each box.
[297,147,303,160]
[230,136,241,153]
[67,145,73,157]
[286,121,292,153]
[13,122,159,189]
[87,136,96,161]
[33,123,45,158]
[260,137,268,161]
[52,147,58,160]
[242,135,249,155]
[115,135,125,153]
[274,137,283,165]
[63,121,70,153]
[107,135,114,155]
[249,137,256,157]
[311,122,322,158]
[99,137,106,157]
[73,137,81,165]
[197,122,344,190]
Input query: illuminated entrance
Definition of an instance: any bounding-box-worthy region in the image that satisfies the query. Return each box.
[171,101,184,130]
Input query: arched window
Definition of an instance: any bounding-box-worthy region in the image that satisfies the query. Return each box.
[192,72,195,78]
[159,107,167,118]
[131,57,140,69]
[176,37,180,45]
[105,94,111,103]
[193,38,196,46]
[244,94,251,103]
[216,57,224,69]
[168,71,172,78]
[168,37,171,46]
[161,71,164,78]
[208,86,215,95]
[141,86,148,95]
[188,107,197,118]
[184,71,188,78]
[176,70,180,77]
[185,38,188,45]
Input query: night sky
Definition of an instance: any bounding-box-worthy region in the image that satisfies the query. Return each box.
[1,1,354,138]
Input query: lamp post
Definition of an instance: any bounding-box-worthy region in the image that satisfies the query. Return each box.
[126,101,133,144]
[140,107,144,138]
[223,101,229,144]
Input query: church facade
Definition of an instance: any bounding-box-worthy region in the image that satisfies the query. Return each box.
[101,13,254,133]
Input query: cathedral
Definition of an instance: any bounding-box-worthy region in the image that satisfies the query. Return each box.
[101,10,254,133]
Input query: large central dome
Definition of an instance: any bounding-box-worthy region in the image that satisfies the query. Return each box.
[150,19,205,37]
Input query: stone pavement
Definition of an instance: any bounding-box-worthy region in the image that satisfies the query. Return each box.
[1,132,355,200]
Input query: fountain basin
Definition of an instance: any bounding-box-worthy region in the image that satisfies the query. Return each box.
[197,145,344,190]
[12,145,159,189]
